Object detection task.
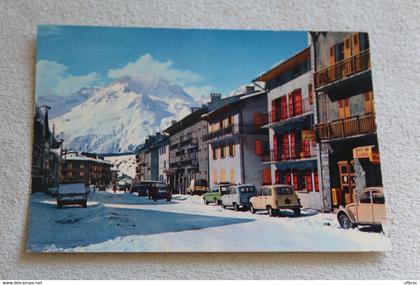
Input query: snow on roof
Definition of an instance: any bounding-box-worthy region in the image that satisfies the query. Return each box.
[63,153,113,165]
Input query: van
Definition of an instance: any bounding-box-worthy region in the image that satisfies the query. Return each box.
[57,182,88,209]
[221,184,256,211]
[249,184,301,216]
[186,179,209,195]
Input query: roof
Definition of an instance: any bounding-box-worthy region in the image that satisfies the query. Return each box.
[163,107,207,135]
[202,90,266,121]
[253,47,310,82]
[62,152,113,165]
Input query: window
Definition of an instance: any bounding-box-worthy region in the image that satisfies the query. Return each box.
[364,91,374,114]
[219,120,224,130]
[80,164,84,169]
[314,170,319,192]
[359,191,371,204]
[306,170,313,192]
[80,171,84,177]
[220,146,226,159]
[212,147,218,160]
[228,144,235,157]
[220,169,226,182]
[212,170,218,184]
[262,168,271,185]
[262,188,268,196]
[228,115,234,125]
[335,42,344,62]
[372,191,385,204]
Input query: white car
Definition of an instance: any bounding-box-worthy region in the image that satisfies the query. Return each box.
[57,183,88,209]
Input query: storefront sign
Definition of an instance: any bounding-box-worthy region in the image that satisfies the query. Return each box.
[353,145,380,163]
[301,130,316,141]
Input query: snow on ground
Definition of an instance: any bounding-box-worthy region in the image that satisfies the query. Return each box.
[27,190,392,252]
[104,154,136,178]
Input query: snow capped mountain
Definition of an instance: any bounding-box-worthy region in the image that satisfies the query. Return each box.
[37,87,97,118]
[52,75,197,153]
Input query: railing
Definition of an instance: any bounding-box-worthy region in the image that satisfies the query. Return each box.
[314,49,371,89]
[316,113,376,141]
[180,137,198,147]
[263,143,317,162]
[256,98,313,126]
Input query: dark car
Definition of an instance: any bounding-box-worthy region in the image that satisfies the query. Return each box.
[148,183,172,202]
[135,180,160,197]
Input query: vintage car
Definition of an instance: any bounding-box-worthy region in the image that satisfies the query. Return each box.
[221,184,256,211]
[148,183,172,202]
[337,187,386,230]
[57,182,88,209]
[132,180,160,197]
[249,184,301,216]
[186,179,209,196]
[203,182,230,205]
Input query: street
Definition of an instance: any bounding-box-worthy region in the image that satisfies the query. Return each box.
[27,189,391,252]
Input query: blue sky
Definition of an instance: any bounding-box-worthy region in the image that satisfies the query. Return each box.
[36,25,307,99]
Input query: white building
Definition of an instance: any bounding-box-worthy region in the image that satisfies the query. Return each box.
[203,86,269,187]
[158,139,169,183]
[254,47,323,211]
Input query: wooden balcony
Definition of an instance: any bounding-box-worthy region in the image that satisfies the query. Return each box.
[316,113,376,141]
[262,143,317,163]
[314,49,371,90]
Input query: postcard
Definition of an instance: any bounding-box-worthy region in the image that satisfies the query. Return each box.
[28,25,391,252]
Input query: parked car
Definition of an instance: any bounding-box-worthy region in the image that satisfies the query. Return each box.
[249,184,301,216]
[134,180,160,197]
[337,187,386,230]
[116,182,127,190]
[186,179,209,196]
[148,183,172,201]
[57,182,88,209]
[203,182,230,205]
[221,184,256,211]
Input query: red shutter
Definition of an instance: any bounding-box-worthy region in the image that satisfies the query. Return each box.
[271,100,277,123]
[308,84,313,105]
[314,170,319,192]
[306,170,313,192]
[255,140,263,156]
[288,92,294,117]
[280,95,288,120]
[282,133,289,160]
[290,131,296,159]
[262,168,272,185]
[294,89,303,115]
[292,170,298,190]
[303,139,311,157]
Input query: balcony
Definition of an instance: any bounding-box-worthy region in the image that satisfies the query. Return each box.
[316,113,376,141]
[203,124,265,142]
[314,49,371,90]
[262,143,317,163]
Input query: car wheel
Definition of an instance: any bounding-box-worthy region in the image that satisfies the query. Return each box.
[250,204,255,214]
[233,203,239,211]
[166,198,171,202]
[221,203,226,209]
[204,199,209,205]
[82,201,87,208]
[267,206,275,217]
[293,208,301,216]
[214,198,218,205]
[338,213,354,229]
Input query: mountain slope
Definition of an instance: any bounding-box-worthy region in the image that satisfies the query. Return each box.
[52,75,196,153]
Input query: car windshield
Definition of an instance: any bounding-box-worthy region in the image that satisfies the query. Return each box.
[195,179,208,186]
[240,186,256,193]
[276,186,293,195]
[220,186,229,194]
[158,187,167,192]
[211,187,218,193]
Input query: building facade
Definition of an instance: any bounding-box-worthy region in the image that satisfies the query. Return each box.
[60,152,113,185]
[254,48,322,210]
[203,87,269,188]
[311,32,381,210]
[135,133,166,182]
[158,136,170,183]
[31,105,62,193]
[164,108,209,194]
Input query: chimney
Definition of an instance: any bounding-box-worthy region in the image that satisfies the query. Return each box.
[171,120,177,125]
[245,85,255,94]
[210,93,221,102]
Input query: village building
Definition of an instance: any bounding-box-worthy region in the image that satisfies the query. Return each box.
[310,32,381,210]
[202,86,269,188]
[157,135,169,183]
[60,152,113,185]
[135,133,167,182]
[164,108,209,194]
[253,47,322,210]
[31,105,63,193]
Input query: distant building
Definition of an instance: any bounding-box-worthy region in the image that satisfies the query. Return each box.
[157,136,169,183]
[310,32,381,211]
[202,86,269,188]
[164,108,209,194]
[31,105,62,193]
[60,152,113,185]
[254,47,322,210]
[135,133,167,182]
